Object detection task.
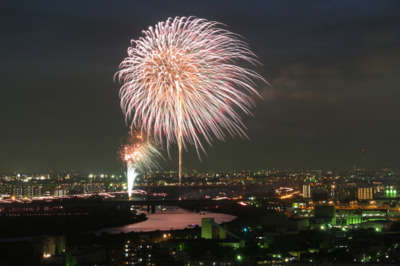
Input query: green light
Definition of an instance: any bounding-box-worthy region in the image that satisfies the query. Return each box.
[320,225,326,230]
[236,255,243,261]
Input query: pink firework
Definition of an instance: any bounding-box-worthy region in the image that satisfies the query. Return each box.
[120,133,160,171]
[116,17,266,184]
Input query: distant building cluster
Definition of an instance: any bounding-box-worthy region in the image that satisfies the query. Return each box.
[0,168,399,202]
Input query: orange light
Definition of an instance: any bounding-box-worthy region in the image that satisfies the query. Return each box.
[280,194,293,200]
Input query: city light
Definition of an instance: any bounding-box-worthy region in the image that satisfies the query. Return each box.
[238,201,248,206]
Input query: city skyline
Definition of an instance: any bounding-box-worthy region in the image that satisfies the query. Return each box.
[1,0,400,172]
[1,2,400,265]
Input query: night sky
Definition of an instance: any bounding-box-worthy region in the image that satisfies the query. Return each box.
[1,1,400,173]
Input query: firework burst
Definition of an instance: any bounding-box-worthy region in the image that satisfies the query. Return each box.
[116,16,266,184]
[121,134,161,197]
[121,134,161,171]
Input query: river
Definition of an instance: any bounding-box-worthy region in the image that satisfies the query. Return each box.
[97,206,236,234]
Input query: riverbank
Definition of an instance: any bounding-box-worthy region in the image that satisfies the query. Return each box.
[0,198,146,238]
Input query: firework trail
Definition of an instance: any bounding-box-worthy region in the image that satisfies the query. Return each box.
[116,17,266,185]
[121,134,161,198]
[126,160,137,198]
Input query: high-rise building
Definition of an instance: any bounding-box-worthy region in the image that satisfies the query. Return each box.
[201,218,213,239]
[302,184,311,198]
[201,218,226,240]
[330,184,336,199]
[357,187,373,200]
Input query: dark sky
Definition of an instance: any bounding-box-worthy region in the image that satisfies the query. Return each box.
[1,0,400,173]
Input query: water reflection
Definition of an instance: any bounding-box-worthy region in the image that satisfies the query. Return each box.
[97,206,236,234]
